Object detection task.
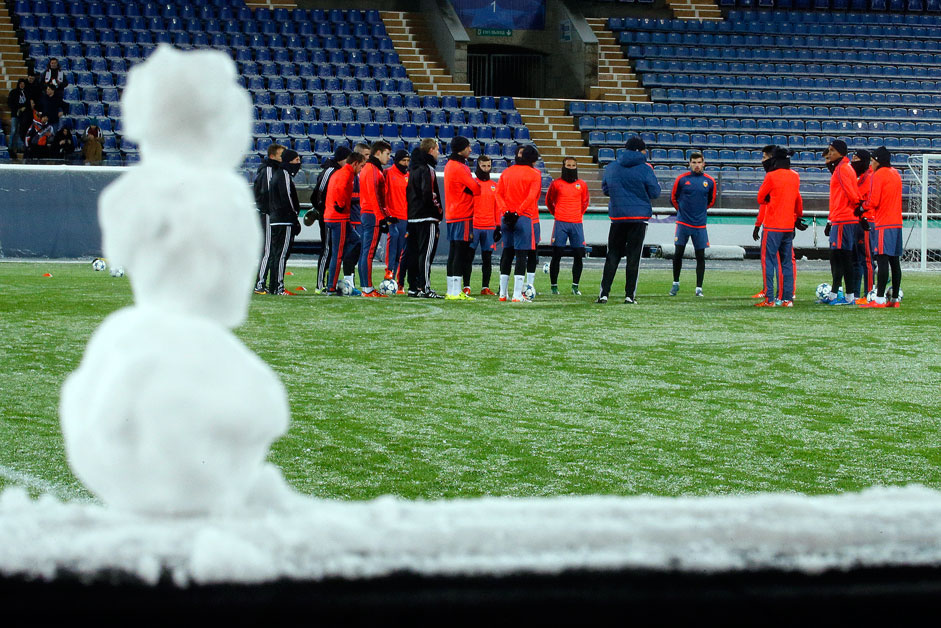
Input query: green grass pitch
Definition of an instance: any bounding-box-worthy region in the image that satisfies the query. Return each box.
[1,260,940,502]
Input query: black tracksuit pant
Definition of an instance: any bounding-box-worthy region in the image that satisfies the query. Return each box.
[600,221,647,299]
[406,220,439,293]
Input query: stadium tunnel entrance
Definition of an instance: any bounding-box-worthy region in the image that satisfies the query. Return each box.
[468,45,548,98]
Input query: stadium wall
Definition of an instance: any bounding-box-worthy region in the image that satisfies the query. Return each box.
[421,0,470,85]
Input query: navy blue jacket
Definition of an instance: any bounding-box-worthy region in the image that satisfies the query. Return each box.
[671,170,717,227]
[601,150,661,221]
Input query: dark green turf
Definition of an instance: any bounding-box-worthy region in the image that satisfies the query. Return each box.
[1,261,939,502]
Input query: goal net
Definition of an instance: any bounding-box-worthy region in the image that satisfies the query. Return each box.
[904,154,941,271]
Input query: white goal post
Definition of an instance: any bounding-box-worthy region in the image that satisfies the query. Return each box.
[905,154,941,271]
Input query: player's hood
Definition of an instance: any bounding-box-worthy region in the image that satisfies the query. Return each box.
[617,150,647,168]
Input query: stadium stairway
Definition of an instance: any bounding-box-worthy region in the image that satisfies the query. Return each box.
[665,0,723,20]
[514,98,603,196]
[244,0,296,9]
[380,11,473,98]
[586,18,648,102]
[0,1,28,136]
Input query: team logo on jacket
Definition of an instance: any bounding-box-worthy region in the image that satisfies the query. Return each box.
[575,184,581,189]
[684,180,690,185]
[703,181,708,187]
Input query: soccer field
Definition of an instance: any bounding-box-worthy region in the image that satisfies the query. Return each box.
[1,260,939,503]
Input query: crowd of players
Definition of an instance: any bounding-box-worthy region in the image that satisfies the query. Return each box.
[250,133,904,308]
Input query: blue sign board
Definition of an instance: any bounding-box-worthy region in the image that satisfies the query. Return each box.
[451,0,546,31]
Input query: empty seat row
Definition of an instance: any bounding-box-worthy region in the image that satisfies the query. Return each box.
[651,87,941,106]
[238,62,407,80]
[635,59,939,79]
[721,0,940,13]
[569,100,941,120]
[587,131,941,151]
[22,28,395,51]
[727,7,941,23]
[643,73,941,93]
[18,15,387,39]
[249,106,521,127]
[15,1,381,25]
[628,44,941,64]
[30,43,399,67]
[609,14,941,34]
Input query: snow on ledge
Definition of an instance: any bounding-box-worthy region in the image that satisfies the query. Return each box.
[2,485,941,586]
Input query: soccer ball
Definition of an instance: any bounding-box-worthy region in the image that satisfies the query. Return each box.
[815,283,831,301]
[866,288,877,302]
[523,284,536,300]
[91,258,106,272]
[338,280,352,296]
[888,287,904,300]
[379,278,398,296]
[542,261,550,274]
[110,266,125,278]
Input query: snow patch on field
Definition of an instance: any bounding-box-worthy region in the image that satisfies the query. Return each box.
[2,485,941,584]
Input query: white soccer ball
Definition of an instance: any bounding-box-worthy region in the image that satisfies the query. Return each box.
[866,288,877,302]
[110,266,125,278]
[379,278,398,296]
[815,283,831,301]
[92,258,107,272]
[889,287,904,300]
[338,280,352,296]
[523,284,536,300]
[542,261,550,274]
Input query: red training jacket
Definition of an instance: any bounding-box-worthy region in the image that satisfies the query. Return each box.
[756,168,803,232]
[865,166,903,228]
[359,161,388,219]
[828,156,861,223]
[444,158,480,222]
[324,163,356,223]
[497,164,542,220]
[473,177,503,229]
[545,178,589,223]
[383,166,409,221]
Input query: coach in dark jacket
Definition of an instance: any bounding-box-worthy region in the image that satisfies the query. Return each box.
[254,148,300,295]
[405,139,443,297]
[598,135,661,304]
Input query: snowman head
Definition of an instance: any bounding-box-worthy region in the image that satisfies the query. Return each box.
[122,44,252,170]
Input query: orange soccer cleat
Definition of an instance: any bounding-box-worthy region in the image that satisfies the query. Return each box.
[480,288,497,296]
[751,290,766,299]
[463,286,471,296]
[361,290,384,297]
[498,296,508,302]
[889,300,901,308]
[780,300,794,307]
[754,300,776,307]
[854,297,869,305]
[858,300,887,308]
[384,270,393,280]
[396,288,405,295]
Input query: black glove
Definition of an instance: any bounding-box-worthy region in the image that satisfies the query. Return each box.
[853,201,865,217]
[493,227,502,243]
[752,225,760,242]
[463,186,474,196]
[387,217,399,224]
[379,219,389,234]
[291,220,301,237]
[303,209,319,226]
[503,211,519,228]
[824,222,831,237]
[859,217,870,232]
[795,219,808,231]
[334,203,347,214]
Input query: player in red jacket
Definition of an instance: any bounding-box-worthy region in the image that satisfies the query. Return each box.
[357,140,392,296]
[465,155,504,295]
[754,148,805,307]
[858,146,904,308]
[323,152,366,294]
[851,149,875,302]
[443,136,481,300]
[752,145,786,300]
[546,157,590,295]
[383,149,409,291]
[497,145,542,302]
[821,139,862,305]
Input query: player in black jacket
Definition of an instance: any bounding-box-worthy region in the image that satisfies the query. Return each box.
[255,149,301,295]
[405,138,443,297]
[310,146,352,292]
[254,143,284,294]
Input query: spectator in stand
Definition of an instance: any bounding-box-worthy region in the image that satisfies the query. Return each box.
[6,79,30,158]
[25,111,54,160]
[41,58,68,94]
[52,125,76,162]
[39,84,67,129]
[82,124,103,164]
[24,73,42,108]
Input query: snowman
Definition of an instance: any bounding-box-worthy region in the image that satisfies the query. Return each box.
[60,45,295,516]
